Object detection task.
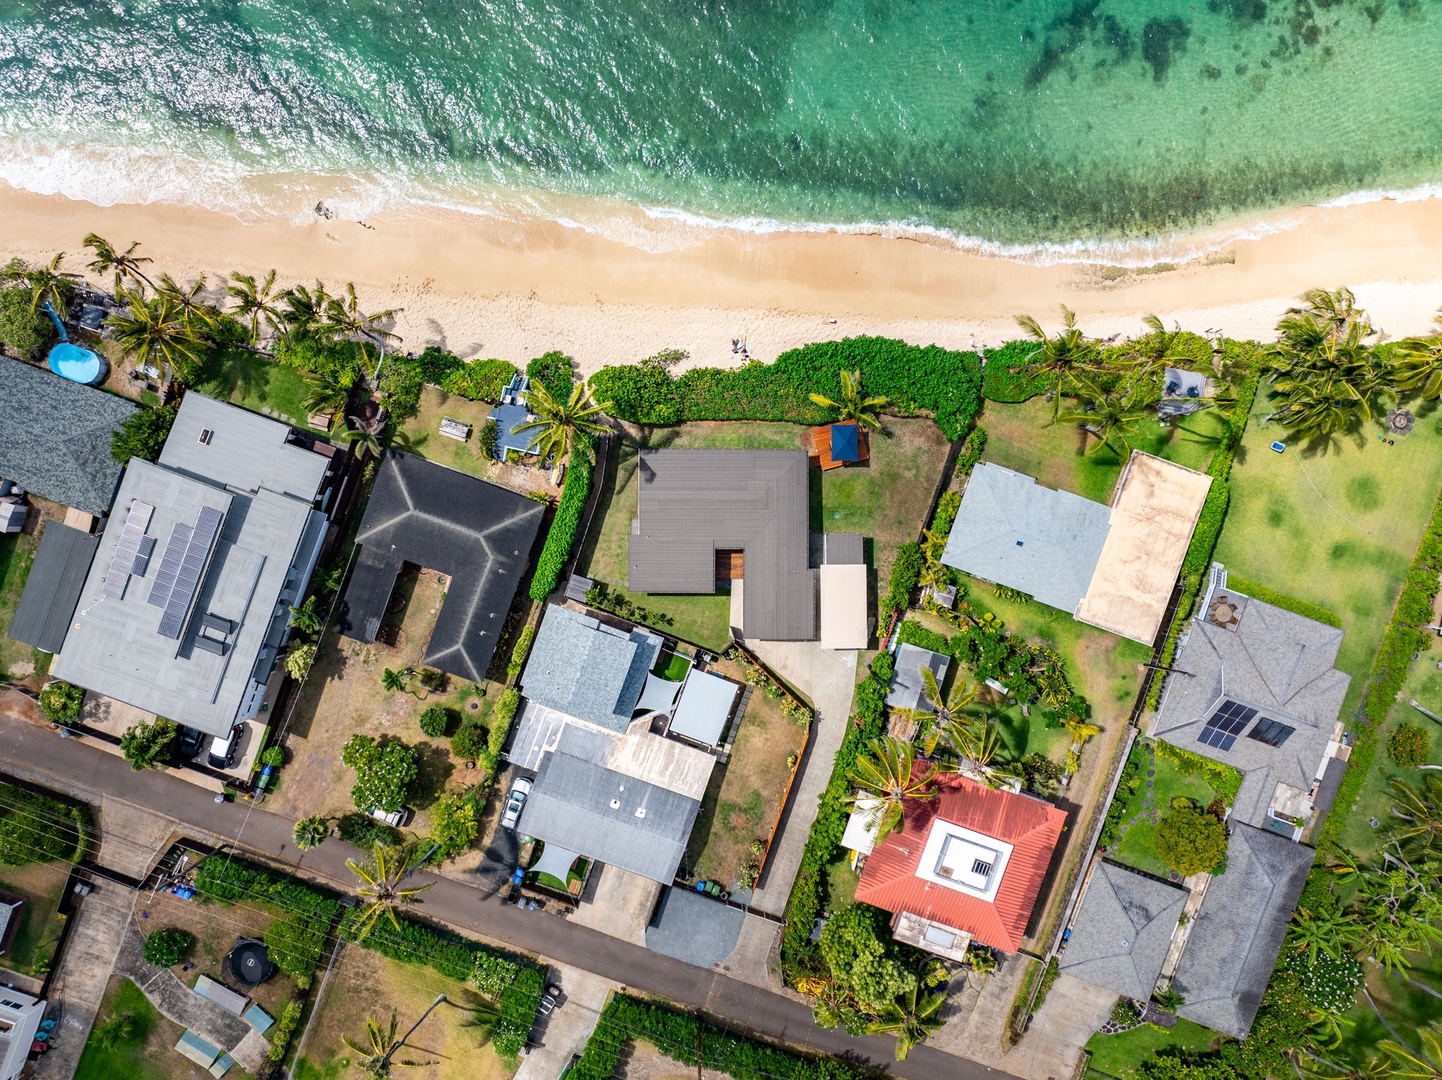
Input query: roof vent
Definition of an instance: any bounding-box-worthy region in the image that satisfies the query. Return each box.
[198,428,214,444]
[635,807,647,819]
[609,799,621,810]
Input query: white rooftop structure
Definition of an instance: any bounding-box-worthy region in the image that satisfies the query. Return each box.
[0,988,44,1080]
[916,818,1014,902]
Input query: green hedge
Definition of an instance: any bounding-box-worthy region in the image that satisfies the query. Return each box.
[443,358,517,402]
[527,350,576,401]
[895,619,950,655]
[577,995,875,1080]
[193,855,340,922]
[590,336,983,441]
[274,336,368,387]
[529,441,594,600]
[1224,574,1343,629]
[980,340,1050,403]
[879,542,923,626]
[779,652,893,977]
[0,782,91,866]
[955,426,988,476]
[413,345,465,386]
[0,286,50,359]
[1152,739,1243,804]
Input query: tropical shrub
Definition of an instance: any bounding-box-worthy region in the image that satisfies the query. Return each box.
[0,782,89,865]
[443,358,517,402]
[1389,723,1429,769]
[284,641,317,680]
[1285,949,1362,1015]
[429,791,480,858]
[880,542,924,624]
[259,746,286,768]
[529,441,593,600]
[340,734,418,814]
[274,336,366,387]
[1155,801,1227,876]
[479,419,499,459]
[120,718,177,771]
[526,350,576,400]
[264,916,327,986]
[413,345,465,386]
[980,339,1051,403]
[266,999,305,1064]
[588,349,686,425]
[818,902,917,1012]
[336,812,399,849]
[451,723,487,760]
[0,286,50,358]
[110,406,176,464]
[377,355,425,420]
[37,680,85,725]
[143,928,194,967]
[507,624,536,680]
[955,426,988,476]
[418,706,454,739]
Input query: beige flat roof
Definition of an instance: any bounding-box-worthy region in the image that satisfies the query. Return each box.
[1074,451,1212,644]
[819,563,869,650]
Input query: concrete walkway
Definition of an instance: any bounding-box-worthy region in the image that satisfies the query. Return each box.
[513,967,615,1080]
[745,640,858,916]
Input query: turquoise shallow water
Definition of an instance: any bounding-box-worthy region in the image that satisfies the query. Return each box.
[2,0,1442,246]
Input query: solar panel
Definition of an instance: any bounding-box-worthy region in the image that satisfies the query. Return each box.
[101,500,155,600]
[1198,699,1256,752]
[147,523,192,609]
[131,534,157,576]
[1246,717,1295,748]
[157,506,224,639]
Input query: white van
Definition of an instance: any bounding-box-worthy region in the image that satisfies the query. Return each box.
[368,805,413,828]
[207,727,240,770]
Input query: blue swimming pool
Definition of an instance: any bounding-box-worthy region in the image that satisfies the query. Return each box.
[48,341,107,385]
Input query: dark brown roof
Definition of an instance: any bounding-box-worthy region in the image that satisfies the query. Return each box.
[627,450,816,641]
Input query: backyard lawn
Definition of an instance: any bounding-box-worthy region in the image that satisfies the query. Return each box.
[392,386,528,482]
[193,347,326,432]
[980,398,1226,504]
[579,418,949,649]
[681,657,807,889]
[0,861,70,978]
[0,526,48,681]
[1213,391,1442,719]
[73,976,179,1080]
[294,944,515,1080]
[1083,1017,1217,1078]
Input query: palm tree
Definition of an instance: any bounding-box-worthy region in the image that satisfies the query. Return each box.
[347,842,436,940]
[1286,901,1353,966]
[1058,373,1150,457]
[1338,854,1442,973]
[22,253,81,318]
[105,289,206,385]
[293,815,330,850]
[866,980,947,1061]
[83,233,154,294]
[1394,312,1442,400]
[848,738,935,842]
[303,374,351,429]
[342,1011,439,1078]
[1388,774,1442,860]
[1127,314,1197,374]
[808,369,888,432]
[227,269,285,345]
[512,381,611,466]
[1378,1020,1442,1079]
[280,281,332,340]
[343,414,386,459]
[1015,305,1101,418]
[92,1012,136,1052]
[381,668,409,693]
[1060,715,1102,747]
[1267,288,1388,438]
[913,667,976,730]
[324,282,398,348]
[941,719,1021,789]
[156,273,217,331]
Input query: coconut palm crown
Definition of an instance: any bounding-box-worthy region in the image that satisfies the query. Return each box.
[809,369,888,431]
[347,842,436,940]
[512,381,611,465]
[848,737,935,842]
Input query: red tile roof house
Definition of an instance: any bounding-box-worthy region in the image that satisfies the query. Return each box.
[855,772,1066,960]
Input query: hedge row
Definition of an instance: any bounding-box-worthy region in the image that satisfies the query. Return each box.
[194,855,341,923]
[274,336,369,388]
[1152,738,1243,804]
[979,340,1050,403]
[529,439,594,600]
[577,995,875,1080]
[590,337,983,440]
[0,781,91,866]
[1224,574,1343,629]
[878,542,923,627]
[779,652,894,976]
[1320,484,1442,849]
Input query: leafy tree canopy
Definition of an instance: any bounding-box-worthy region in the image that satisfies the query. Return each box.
[1155,800,1227,877]
[818,902,918,1013]
[341,734,418,814]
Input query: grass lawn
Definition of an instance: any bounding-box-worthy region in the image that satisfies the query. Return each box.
[579,418,949,649]
[0,526,49,681]
[652,650,693,682]
[681,657,807,887]
[193,346,326,432]
[825,854,862,912]
[1083,1018,1218,1078]
[74,976,178,1080]
[0,861,70,978]
[1214,391,1442,719]
[980,398,1226,504]
[1102,739,1234,880]
[294,944,516,1080]
[392,386,505,479]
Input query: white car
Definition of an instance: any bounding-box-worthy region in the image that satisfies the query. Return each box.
[501,777,532,830]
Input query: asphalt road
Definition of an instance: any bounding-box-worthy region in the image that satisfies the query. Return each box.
[0,713,1004,1080]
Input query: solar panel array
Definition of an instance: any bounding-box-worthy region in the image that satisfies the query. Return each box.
[147,506,225,640]
[1198,698,1256,752]
[1246,717,1296,748]
[101,500,155,600]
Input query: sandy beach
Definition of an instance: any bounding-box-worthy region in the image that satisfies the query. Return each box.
[7,183,1442,374]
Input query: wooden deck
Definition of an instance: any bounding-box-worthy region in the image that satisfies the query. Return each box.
[714,549,745,579]
[808,421,869,470]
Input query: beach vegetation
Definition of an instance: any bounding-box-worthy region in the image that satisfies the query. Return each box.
[412,345,465,386]
[1014,305,1102,418]
[109,404,176,464]
[274,334,367,387]
[442,357,516,401]
[807,368,887,430]
[526,348,576,400]
[226,268,285,344]
[0,281,52,358]
[2,251,81,319]
[511,380,611,465]
[106,288,207,384]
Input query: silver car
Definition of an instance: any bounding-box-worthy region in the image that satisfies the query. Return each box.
[501,776,532,830]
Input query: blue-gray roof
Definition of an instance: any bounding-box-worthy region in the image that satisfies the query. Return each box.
[490,402,535,457]
[8,522,98,653]
[941,462,1111,614]
[646,887,745,968]
[886,643,950,711]
[1058,861,1187,1000]
[519,746,699,883]
[0,356,138,514]
[520,605,662,732]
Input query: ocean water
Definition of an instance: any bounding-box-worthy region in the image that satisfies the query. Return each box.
[2,0,1442,251]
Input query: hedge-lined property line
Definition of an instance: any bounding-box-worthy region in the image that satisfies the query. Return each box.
[1223,574,1343,629]
[529,437,595,600]
[573,994,876,1080]
[1319,487,1442,850]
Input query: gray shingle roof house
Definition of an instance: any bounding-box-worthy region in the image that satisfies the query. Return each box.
[646,886,746,967]
[1153,582,1349,830]
[941,462,1112,614]
[8,523,99,653]
[519,734,700,883]
[1173,824,1315,1038]
[336,453,545,683]
[520,605,663,733]
[886,643,951,712]
[50,394,339,737]
[628,450,817,641]
[0,356,138,514]
[1058,861,1188,1000]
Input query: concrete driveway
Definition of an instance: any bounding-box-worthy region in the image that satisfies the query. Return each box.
[514,967,615,1080]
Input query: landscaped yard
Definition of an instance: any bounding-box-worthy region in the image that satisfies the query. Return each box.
[193,347,326,432]
[392,386,557,493]
[980,397,1226,504]
[0,499,65,682]
[579,418,949,649]
[74,976,184,1080]
[1213,391,1442,719]
[294,944,515,1080]
[0,861,71,979]
[1327,945,1442,1075]
[681,657,807,889]
[1082,1017,1218,1078]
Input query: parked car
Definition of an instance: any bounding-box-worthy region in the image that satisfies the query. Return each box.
[538,984,562,1017]
[207,726,242,770]
[501,777,532,830]
[368,805,413,828]
[176,726,206,760]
